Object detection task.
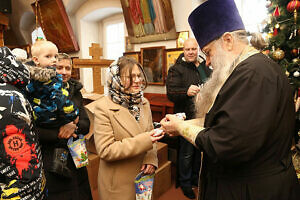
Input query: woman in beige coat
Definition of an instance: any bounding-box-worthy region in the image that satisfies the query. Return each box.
[94,57,164,200]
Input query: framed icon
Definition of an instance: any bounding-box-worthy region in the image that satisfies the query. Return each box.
[141,46,166,85]
[176,31,189,48]
[123,51,140,63]
[165,48,183,74]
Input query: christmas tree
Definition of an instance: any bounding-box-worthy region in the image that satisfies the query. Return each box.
[263,0,300,90]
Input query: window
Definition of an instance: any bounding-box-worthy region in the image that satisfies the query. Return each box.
[31,27,46,44]
[234,0,268,32]
[105,22,125,60]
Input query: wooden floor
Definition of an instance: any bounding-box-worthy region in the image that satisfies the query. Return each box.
[157,165,198,200]
[157,184,198,200]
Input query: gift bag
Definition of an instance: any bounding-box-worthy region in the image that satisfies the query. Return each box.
[134,172,154,200]
[67,134,88,168]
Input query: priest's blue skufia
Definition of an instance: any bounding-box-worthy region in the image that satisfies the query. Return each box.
[188,0,245,49]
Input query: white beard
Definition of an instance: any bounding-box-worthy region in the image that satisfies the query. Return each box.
[195,42,237,118]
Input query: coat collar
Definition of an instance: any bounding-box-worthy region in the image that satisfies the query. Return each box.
[105,96,149,137]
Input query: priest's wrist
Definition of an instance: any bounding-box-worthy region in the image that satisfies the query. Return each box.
[178,121,204,146]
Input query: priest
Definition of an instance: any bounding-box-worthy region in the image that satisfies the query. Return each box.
[160,0,299,199]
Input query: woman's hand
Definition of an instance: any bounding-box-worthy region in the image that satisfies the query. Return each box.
[160,114,183,136]
[58,122,77,139]
[149,129,164,143]
[141,164,156,175]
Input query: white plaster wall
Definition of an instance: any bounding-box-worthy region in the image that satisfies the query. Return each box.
[79,20,100,92]
[98,22,104,51]
[73,0,121,92]
[102,13,126,58]
[74,0,121,58]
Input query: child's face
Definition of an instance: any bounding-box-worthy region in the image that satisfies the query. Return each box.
[35,44,58,68]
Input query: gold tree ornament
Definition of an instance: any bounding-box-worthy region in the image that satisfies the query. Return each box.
[272,48,285,60]
[292,57,300,64]
[280,23,287,30]
[293,71,300,77]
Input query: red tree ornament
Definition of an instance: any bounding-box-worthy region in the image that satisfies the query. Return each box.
[273,6,280,17]
[291,48,299,57]
[287,0,300,22]
[273,28,278,36]
[287,0,300,12]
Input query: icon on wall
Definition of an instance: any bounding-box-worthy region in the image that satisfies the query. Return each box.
[176,31,189,48]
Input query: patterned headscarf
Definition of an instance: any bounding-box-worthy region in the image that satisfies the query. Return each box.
[107,60,145,121]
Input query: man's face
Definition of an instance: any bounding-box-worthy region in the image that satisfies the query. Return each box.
[56,59,72,82]
[183,40,198,63]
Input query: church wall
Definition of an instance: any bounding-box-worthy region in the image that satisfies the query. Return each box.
[102,13,125,58]
[79,20,100,92]
[74,0,121,58]
[71,0,121,92]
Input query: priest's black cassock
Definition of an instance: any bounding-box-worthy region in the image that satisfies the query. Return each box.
[195,53,299,200]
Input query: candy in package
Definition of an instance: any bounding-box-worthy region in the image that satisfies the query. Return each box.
[175,112,186,120]
[153,128,163,137]
[135,172,154,200]
[67,134,88,168]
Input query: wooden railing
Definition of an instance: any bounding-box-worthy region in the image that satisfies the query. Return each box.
[144,93,174,122]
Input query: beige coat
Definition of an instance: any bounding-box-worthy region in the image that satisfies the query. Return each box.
[94,96,158,200]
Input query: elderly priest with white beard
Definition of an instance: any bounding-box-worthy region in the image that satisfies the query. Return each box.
[160,0,299,199]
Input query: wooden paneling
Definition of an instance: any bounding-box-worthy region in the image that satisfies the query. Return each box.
[0,12,8,47]
[144,93,174,122]
[153,161,172,199]
[32,0,79,52]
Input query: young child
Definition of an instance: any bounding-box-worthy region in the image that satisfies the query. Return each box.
[26,40,79,130]
[24,41,79,178]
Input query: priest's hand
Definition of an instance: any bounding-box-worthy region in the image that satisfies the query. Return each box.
[160,114,183,136]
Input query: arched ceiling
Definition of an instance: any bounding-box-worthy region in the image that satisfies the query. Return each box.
[8,0,121,45]
[82,7,122,22]
[63,0,88,15]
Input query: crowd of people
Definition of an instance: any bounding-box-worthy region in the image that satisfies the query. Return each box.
[0,0,299,200]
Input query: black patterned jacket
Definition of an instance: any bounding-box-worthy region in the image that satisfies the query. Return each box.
[0,47,46,199]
